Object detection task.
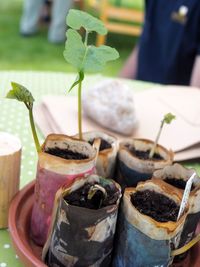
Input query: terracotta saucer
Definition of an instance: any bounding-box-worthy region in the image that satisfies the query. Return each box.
[8,181,200,267]
[8,181,46,267]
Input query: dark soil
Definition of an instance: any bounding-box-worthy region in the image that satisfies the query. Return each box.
[88,138,112,151]
[125,145,163,160]
[131,190,179,222]
[164,177,194,191]
[64,182,118,209]
[45,147,88,160]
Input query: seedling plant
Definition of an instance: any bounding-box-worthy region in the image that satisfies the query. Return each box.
[6,82,41,152]
[64,9,119,140]
[149,113,176,158]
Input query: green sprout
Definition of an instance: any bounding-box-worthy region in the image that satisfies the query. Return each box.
[149,113,176,159]
[6,82,41,153]
[64,9,119,140]
[87,184,107,208]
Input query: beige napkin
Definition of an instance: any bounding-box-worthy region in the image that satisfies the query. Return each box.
[34,86,200,161]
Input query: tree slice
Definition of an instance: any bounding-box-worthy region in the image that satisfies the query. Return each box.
[0,132,21,228]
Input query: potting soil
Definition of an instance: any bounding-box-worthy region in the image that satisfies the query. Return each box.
[45,147,88,160]
[131,190,179,222]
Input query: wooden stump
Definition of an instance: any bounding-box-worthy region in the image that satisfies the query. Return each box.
[0,132,21,228]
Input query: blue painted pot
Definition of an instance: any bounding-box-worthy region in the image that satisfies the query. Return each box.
[117,138,173,188]
[153,163,200,261]
[113,179,188,267]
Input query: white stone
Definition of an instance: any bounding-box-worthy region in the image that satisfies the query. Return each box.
[83,79,137,135]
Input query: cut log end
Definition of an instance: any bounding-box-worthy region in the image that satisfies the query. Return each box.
[0,132,21,228]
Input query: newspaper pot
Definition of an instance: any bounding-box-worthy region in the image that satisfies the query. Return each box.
[42,174,121,267]
[74,131,118,178]
[117,138,173,188]
[30,134,98,246]
[113,179,188,267]
[153,163,200,262]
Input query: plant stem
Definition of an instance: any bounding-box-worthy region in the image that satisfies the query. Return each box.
[78,80,82,140]
[149,120,164,158]
[29,108,41,153]
[84,30,89,46]
[76,30,88,140]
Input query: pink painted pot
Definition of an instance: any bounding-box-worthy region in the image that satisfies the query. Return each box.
[30,134,98,246]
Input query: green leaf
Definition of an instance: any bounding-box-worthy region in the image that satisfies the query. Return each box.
[163,113,176,124]
[68,71,84,92]
[67,9,107,35]
[63,30,85,70]
[6,82,34,106]
[83,45,119,72]
[64,29,119,73]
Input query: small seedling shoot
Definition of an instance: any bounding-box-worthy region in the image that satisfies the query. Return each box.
[149,113,176,158]
[6,82,41,152]
[63,9,119,140]
[87,184,107,208]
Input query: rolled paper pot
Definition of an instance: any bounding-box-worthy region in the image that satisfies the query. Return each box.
[74,131,118,178]
[113,179,188,267]
[42,175,121,267]
[117,138,173,188]
[153,163,200,261]
[30,134,98,246]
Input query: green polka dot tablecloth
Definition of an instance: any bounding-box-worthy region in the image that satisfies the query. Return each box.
[0,71,199,267]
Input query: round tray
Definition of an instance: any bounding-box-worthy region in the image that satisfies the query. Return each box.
[8,181,46,267]
[8,181,200,267]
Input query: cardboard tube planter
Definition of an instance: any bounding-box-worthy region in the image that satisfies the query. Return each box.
[30,134,98,246]
[153,163,200,261]
[117,138,173,188]
[42,175,121,267]
[74,131,118,178]
[113,179,188,267]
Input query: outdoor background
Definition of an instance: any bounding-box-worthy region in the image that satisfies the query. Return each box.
[0,0,143,76]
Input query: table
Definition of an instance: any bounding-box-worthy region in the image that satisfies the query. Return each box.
[0,71,199,267]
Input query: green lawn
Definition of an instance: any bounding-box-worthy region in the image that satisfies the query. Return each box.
[0,0,143,76]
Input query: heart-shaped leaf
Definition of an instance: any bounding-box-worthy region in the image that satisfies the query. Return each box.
[82,45,119,72]
[63,29,85,70]
[64,29,119,73]
[67,9,107,35]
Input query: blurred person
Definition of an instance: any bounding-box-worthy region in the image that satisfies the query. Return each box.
[20,0,73,43]
[41,0,52,24]
[120,1,200,87]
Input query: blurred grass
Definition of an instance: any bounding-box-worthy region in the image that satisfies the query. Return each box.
[0,0,143,76]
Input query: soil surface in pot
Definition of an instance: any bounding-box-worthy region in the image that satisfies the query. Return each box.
[89,138,112,151]
[125,145,163,160]
[131,190,179,222]
[164,177,194,191]
[45,147,88,160]
[64,182,118,209]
